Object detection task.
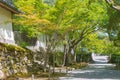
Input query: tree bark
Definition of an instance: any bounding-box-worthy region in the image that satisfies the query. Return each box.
[44,51,48,72]
[73,46,77,63]
[63,45,73,66]
[62,45,67,66]
[105,0,120,12]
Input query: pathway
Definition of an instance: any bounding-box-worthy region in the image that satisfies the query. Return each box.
[59,63,120,80]
[59,54,120,80]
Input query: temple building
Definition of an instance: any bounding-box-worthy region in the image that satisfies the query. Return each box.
[0,0,20,44]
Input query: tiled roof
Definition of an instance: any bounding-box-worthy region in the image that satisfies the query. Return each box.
[0,0,21,14]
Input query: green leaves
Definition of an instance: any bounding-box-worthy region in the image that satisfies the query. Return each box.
[13,0,110,54]
[13,0,108,37]
[13,0,51,36]
[82,32,111,54]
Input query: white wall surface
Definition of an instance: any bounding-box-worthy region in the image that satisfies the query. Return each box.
[0,6,15,44]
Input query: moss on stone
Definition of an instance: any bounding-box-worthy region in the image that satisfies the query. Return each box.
[0,42,34,79]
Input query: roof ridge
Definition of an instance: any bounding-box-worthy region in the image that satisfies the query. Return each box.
[0,0,21,13]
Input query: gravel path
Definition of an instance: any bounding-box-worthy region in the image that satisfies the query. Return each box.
[59,63,120,80]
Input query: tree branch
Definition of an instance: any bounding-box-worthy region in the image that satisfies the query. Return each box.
[72,22,98,46]
[105,0,120,12]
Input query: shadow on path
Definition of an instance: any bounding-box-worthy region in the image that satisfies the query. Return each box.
[59,64,120,80]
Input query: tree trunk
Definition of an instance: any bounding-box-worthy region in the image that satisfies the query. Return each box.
[73,51,76,63]
[62,45,67,66]
[52,53,55,74]
[62,45,72,66]
[73,46,77,63]
[44,51,48,72]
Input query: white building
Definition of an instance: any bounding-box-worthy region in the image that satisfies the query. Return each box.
[0,0,20,44]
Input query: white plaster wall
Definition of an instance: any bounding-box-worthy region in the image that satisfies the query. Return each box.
[0,6,15,44]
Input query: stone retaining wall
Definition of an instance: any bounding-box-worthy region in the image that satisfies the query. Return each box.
[0,43,33,79]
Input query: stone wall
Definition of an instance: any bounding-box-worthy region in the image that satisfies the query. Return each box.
[0,43,33,79]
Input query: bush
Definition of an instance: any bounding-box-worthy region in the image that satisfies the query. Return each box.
[71,62,88,69]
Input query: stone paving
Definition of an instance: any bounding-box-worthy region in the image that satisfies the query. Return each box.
[23,78,48,80]
[59,63,120,80]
